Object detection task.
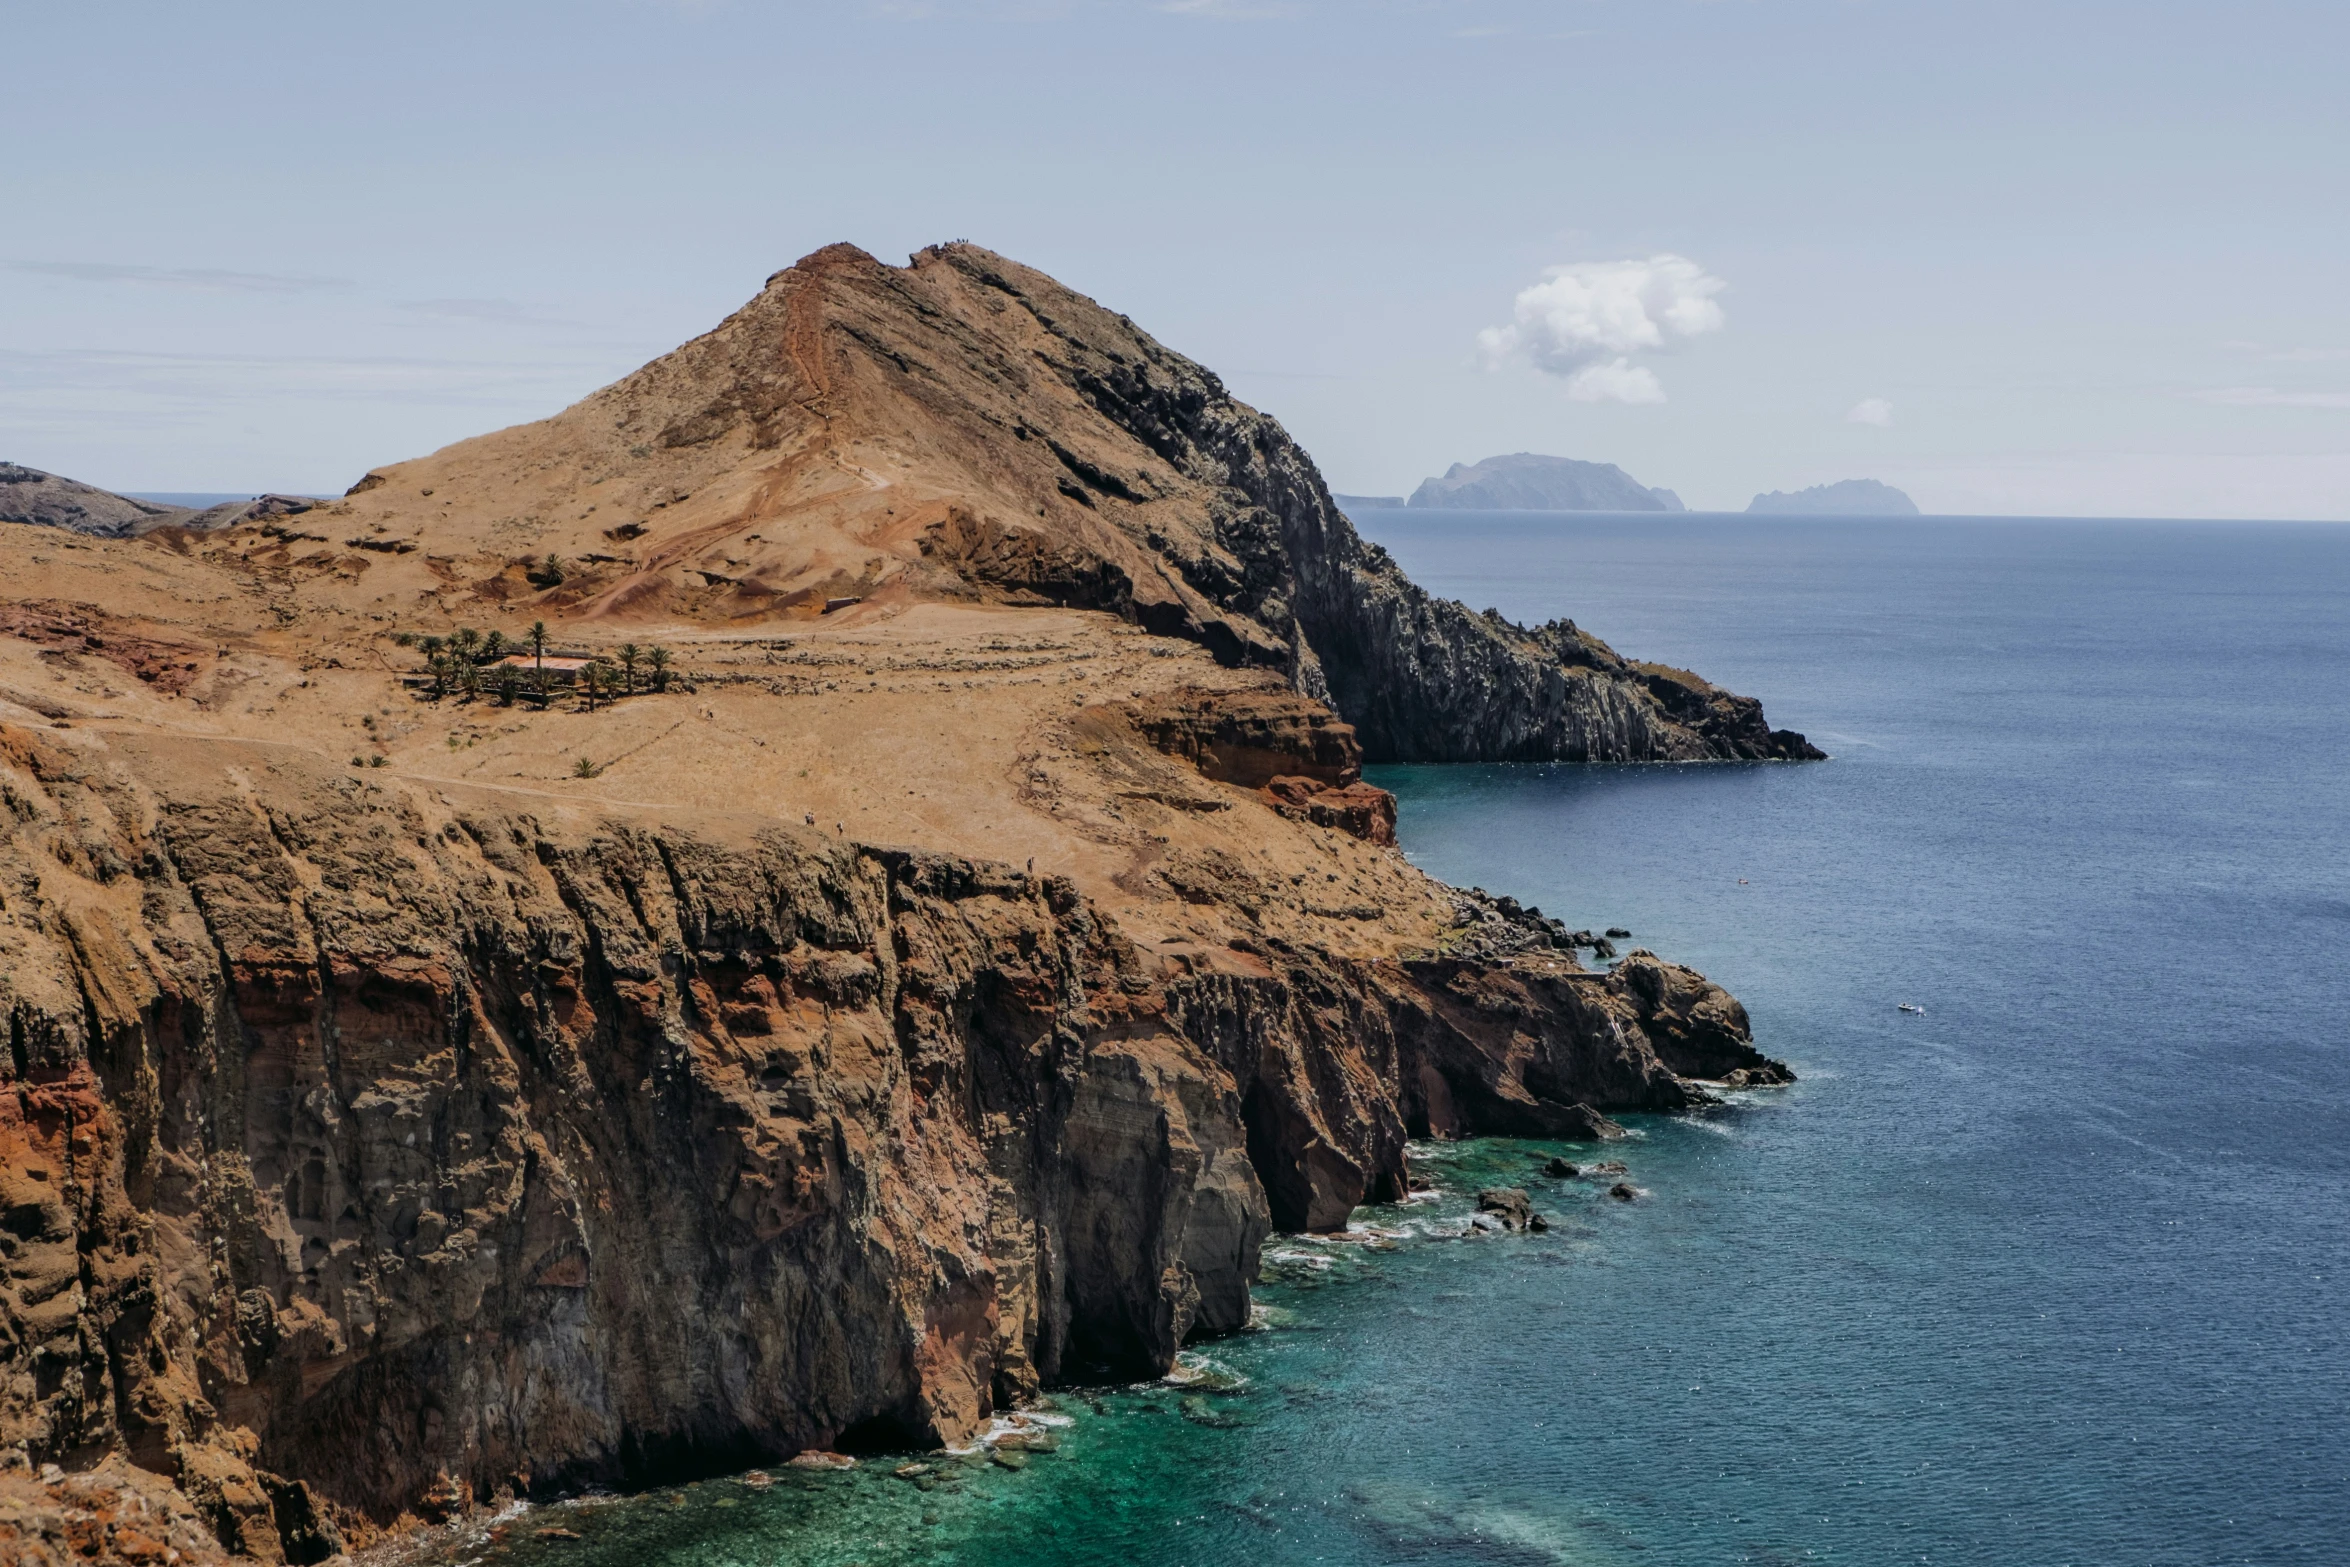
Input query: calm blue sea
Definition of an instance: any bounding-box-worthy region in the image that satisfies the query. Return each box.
[435,513,2350,1567]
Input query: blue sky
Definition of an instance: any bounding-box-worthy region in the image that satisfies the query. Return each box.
[6,0,2346,516]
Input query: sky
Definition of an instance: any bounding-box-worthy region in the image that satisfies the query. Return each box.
[5,0,2347,517]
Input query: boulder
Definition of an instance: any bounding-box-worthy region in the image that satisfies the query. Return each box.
[785,1451,857,1471]
[1475,1187,1544,1232]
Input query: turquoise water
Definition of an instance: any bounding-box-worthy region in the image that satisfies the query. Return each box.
[430,514,2350,1566]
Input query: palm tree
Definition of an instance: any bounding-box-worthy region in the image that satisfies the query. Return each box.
[581,663,601,712]
[648,645,672,692]
[618,643,640,694]
[483,629,506,659]
[497,668,519,707]
[427,652,449,701]
[530,620,548,679]
[458,661,480,701]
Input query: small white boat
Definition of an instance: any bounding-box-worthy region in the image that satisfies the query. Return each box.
[1898,1002,1925,1014]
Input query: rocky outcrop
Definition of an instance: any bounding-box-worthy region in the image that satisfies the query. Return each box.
[1407,452,1679,513]
[0,464,182,538]
[1262,776,1395,847]
[0,724,1788,1555]
[0,466,309,540]
[903,249,1822,761]
[1120,687,1398,845]
[1472,1188,1543,1233]
[1125,688,1360,790]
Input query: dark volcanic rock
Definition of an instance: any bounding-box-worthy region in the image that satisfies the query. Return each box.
[1474,1187,1545,1232]
[1543,1157,1580,1178]
[901,247,1822,763]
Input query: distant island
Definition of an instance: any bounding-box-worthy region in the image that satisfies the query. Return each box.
[1747,478,1918,516]
[1331,493,1405,511]
[1408,452,1684,512]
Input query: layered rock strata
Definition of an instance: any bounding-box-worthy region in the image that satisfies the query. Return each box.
[0,720,1785,1556]
[0,238,1811,1563]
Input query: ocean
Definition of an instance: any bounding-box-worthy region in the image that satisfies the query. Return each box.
[426,512,2350,1567]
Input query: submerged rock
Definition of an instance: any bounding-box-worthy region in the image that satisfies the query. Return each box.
[1608,1183,1641,1202]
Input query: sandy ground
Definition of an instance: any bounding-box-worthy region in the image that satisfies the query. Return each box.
[0,528,1452,970]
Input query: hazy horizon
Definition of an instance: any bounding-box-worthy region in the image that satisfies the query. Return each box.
[7,1,2346,519]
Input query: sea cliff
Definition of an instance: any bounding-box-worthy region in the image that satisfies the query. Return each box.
[0,241,1801,1563]
[0,721,1780,1561]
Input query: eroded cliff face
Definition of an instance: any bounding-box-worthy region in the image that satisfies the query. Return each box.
[0,237,1809,1564]
[0,719,1784,1559]
[898,246,1824,763]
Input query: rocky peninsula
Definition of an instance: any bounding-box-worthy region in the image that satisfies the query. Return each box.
[0,242,1806,1564]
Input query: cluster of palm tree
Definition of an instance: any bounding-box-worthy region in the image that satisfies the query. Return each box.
[402,621,676,708]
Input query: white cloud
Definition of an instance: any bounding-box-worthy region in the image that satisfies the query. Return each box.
[1565,359,1665,404]
[1478,254,1725,403]
[2195,386,2350,409]
[1847,397,1894,426]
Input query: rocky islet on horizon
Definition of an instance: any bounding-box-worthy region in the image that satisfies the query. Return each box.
[1747,478,1918,515]
[1405,452,1685,513]
[0,241,1807,1564]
